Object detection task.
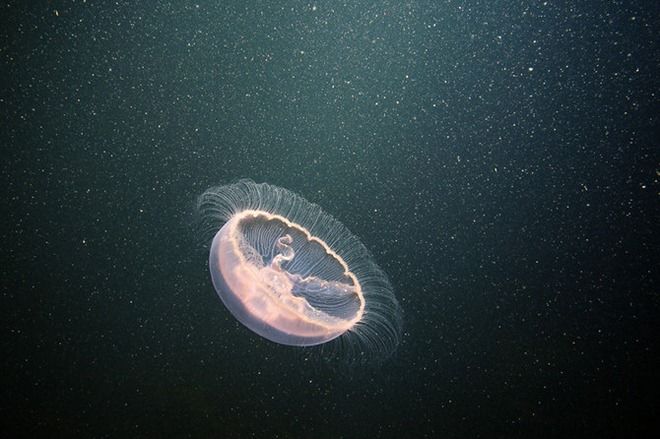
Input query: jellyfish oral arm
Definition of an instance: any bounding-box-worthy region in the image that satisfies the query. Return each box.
[271,234,294,270]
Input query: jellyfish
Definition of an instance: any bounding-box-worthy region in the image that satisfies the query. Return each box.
[197,180,402,361]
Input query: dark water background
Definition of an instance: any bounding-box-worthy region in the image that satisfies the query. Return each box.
[2,1,657,438]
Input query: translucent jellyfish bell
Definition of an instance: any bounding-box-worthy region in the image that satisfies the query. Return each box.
[197,180,402,360]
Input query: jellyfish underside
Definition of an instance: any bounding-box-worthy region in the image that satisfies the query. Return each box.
[210,210,364,346]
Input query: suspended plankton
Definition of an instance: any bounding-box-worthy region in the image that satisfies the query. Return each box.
[197,180,402,361]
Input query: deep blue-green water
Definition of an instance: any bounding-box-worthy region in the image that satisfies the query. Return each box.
[2,1,657,437]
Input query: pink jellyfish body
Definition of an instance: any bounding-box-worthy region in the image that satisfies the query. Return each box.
[197,180,402,360]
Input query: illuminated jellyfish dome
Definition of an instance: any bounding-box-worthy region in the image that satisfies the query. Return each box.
[197,180,402,361]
